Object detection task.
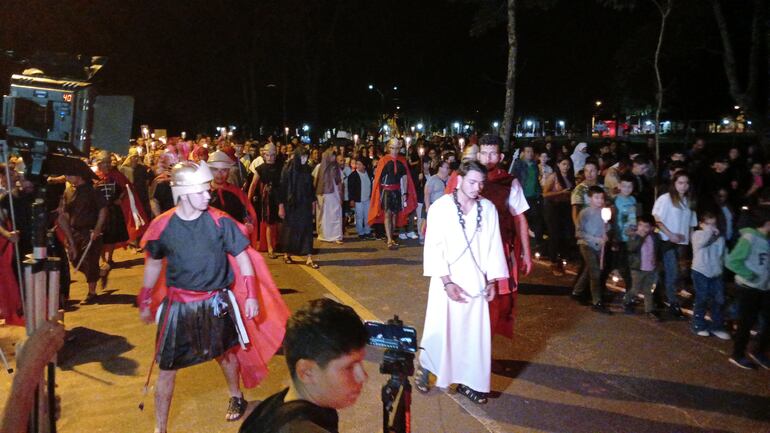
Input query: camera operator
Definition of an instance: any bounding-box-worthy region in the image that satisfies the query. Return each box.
[239,298,369,433]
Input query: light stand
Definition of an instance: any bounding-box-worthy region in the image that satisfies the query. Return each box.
[4,140,67,433]
[378,316,415,433]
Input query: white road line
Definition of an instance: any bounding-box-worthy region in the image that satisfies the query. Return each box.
[299,265,504,433]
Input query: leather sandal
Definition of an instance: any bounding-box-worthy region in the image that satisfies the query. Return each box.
[225,395,247,421]
[456,384,487,404]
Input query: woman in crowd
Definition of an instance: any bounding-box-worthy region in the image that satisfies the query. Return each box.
[248,143,283,256]
[542,155,575,275]
[652,171,697,318]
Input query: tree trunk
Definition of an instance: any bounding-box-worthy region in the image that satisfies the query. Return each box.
[652,0,672,178]
[502,0,517,153]
[713,0,768,151]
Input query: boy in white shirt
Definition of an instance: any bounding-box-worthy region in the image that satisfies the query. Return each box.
[690,212,729,339]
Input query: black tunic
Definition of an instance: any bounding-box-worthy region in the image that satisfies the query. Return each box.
[145,212,249,291]
[279,158,315,255]
[256,163,282,224]
[210,187,249,224]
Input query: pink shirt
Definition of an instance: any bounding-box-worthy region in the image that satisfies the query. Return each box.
[640,235,655,271]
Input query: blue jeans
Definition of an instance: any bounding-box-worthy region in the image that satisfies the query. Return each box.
[661,242,683,307]
[354,200,371,235]
[691,270,725,332]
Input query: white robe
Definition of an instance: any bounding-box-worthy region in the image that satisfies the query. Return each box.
[317,182,343,242]
[419,194,509,392]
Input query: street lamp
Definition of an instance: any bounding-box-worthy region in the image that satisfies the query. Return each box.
[393,86,398,91]
[416,123,424,131]
[595,100,603,107]
[368,84,374,90]
[453,122,460,133]
[302,124,310,132]
[492,121,499,129]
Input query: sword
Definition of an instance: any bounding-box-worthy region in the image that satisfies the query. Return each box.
[226,290,250,349]
[74,236,94,271]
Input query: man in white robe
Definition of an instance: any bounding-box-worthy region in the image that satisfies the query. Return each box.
[418,160,509,404]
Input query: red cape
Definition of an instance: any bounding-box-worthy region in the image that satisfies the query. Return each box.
[0,233,24,326]
[100,169,149,244]
[367,155,417,227]
[140,207,289,388]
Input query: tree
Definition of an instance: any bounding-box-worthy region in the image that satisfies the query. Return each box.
[652,0,673,167]
[466,0,556,150]
[712,0,768,150]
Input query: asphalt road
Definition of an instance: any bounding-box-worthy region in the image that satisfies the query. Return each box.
[1,229,769,433]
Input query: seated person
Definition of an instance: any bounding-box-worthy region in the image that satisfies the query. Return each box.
[239,298,368,433]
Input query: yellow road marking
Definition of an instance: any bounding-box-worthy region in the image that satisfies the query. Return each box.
[299,266,380,322]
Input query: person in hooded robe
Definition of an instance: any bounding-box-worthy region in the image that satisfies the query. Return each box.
[278,147,319,268]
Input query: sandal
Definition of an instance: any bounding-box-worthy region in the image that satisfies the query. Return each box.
[387,241,399,250]
[284,256,294,264]
[415,366,432,393]
[306,260,320,269]
[267,252,278,259]
[456,384,487,404]
[225,395,248,421]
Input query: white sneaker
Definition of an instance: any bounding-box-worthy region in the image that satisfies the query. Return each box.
[398,233,408,240]
[406,231,418,239]
[710,330,731,340]
[695,330,710,337]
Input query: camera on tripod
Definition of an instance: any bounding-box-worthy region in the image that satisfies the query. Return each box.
[365,316,418,433]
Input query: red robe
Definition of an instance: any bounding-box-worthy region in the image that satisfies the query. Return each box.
[100,169,149,245]
[0,229,24,326]
[211,181,260,249]
[140,208,289,388]
[443,168,521,338]
[367,155,418,227]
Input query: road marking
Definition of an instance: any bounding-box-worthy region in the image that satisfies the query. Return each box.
[300,265,501,433]
[299,266,379,321]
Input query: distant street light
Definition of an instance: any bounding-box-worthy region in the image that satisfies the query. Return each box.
[302,124,310,132]
[722,118,730,125]
[526,120,533,127]
[733,105,740,110]
[393,86,398,91]
[557,120,565,127]
[595,100,603,107]
[492,121,499,129]
[453,122,460,133]
[368,84,374,90]
[416,123,424,131]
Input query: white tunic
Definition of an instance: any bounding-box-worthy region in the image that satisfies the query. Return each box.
[419,194,509,392]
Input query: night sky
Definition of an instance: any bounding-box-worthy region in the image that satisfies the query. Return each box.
[0,0,754,136]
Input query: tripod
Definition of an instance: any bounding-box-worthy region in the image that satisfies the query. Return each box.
[380,349,414,433]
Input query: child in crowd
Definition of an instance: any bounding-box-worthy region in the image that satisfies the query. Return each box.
[613,174,637,291]
[623,215,661,320]
[573,186,611,314]
[690,212,729,339]
[726,208,770,370]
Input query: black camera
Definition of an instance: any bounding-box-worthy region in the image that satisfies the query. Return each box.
[365,318,418,353]
[365,316,418,433]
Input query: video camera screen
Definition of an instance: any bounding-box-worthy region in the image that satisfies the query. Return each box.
[365,321,418,353]
[12,97,52,137]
